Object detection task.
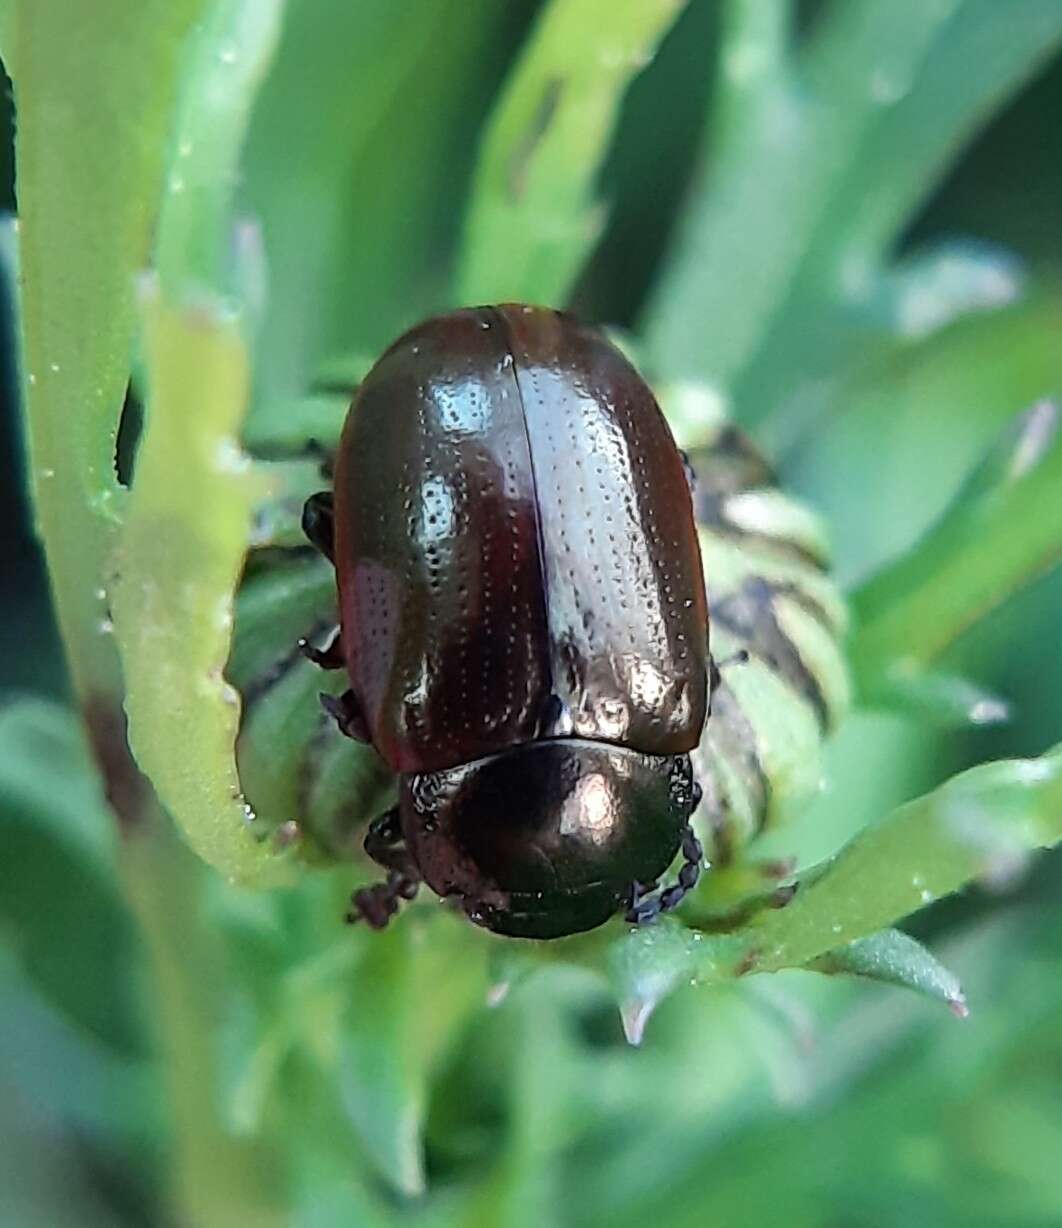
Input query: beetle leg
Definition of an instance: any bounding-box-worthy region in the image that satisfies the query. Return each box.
[299,625,345,670]
[302,491,335,563]
[320,689,370,742]
[347,807,421,929]
[362,807,411,871]
[625,823,703,924]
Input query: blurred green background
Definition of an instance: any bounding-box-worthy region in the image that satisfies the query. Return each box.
[3,2,1062,1225]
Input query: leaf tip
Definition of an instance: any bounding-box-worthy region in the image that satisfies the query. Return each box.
[619,997,655,1046]
[486,980,511,1009]
[948,993,970,1021]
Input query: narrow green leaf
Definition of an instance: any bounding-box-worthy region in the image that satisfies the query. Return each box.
[112,288,290,885]
[875,241,1024,341]
[156,0,286,298]
[243,393,348,455]
[244,1,522,429]
[710,0,792,161]
[647,0,955,385]
[456,975,575,1228]
[743,741,1062,973]
[778,293,1062,583]
[864,670,1010,729]
[338,925,426,1196]
[811,0,1062,287]
[646,0,1062,427]
[610,741,1062,1038]
[853,402,1062,701]
[228,556,334,689]
[0,701,142,1051]
[12,0,205,701]
[0,6,16,75]
[808,928,968,1017]
[218,1003,290,1137]
[457,0,685,305]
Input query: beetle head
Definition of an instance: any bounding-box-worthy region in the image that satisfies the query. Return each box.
[400,741,697,938]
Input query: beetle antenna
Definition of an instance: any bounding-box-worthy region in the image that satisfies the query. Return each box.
[625,823,703,924]
[709,649,750,699]
[718,649,750,670]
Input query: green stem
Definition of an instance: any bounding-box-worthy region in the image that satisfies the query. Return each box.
[119,824,285,1228]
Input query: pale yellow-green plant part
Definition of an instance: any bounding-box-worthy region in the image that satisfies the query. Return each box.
[457,0,686,306]
[111,288,292,886]
[108,0,290,885]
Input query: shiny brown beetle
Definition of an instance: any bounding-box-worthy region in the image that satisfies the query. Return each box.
[302,305,710,938]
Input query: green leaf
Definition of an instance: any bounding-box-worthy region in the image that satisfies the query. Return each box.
[781,292,1062,584]
[808,928,967,1017]
[338,924,427,1196]
[0,8,16,75]
[456,0,685,306]
[0,700,142,1051]
[112,289,290,885]
[610,740,1062,1039]
[243,394,348,456]
[453,973,580,1228]
[874,241,1024,341]
[228,555,334,689]
[609,918,710,1045]
[12,0,206,701]
[334,912,491,1198]
[594,907,1062,1228]
[861,671,1010,730]
[156,0,286,298]
[243,1,525,436]
[853,402,1062,702]
[646,0,1062,423]
[739,740,1062,972]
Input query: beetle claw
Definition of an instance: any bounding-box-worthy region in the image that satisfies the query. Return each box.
[320,689,370,742]
[299,627,345,670]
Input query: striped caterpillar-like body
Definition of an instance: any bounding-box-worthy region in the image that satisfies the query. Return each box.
[231,383,849,873]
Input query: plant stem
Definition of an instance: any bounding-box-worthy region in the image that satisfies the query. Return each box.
[119,823,285,1228]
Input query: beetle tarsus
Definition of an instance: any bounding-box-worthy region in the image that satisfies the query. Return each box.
[347,872,419,928]
[625,823,703,924]
[302,490,336,562]
[347,808,421,928]
[320,689,370,742]
[299,627,345,670]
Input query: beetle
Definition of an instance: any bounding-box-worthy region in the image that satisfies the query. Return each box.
[301,304,711,939]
